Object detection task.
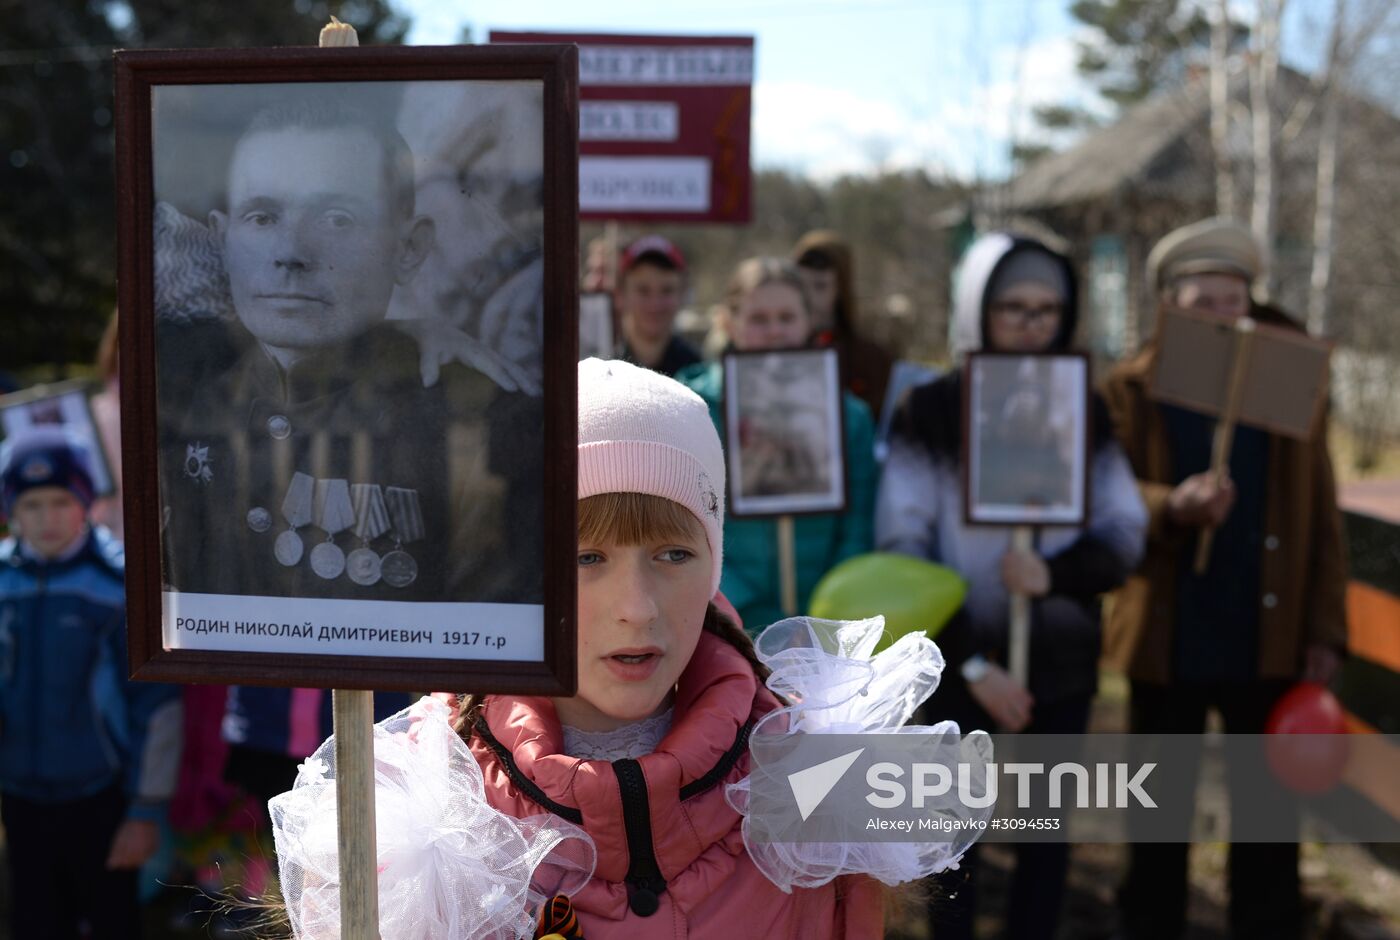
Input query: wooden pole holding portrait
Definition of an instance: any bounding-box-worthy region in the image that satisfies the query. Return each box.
[332,689,379,938]
[1193,317,1256,574]
[963,352,1092,714]
[1007,525,1034,686]
[318,23,378,937]
[604,220,622,294]
[777,515,799,617]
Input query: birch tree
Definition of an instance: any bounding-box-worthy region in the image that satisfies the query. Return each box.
[1249,0,1286,300]
[1307,0,1347,336]
[1210,0,1239,219]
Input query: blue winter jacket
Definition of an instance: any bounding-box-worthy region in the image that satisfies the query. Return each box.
[0,528,183,821]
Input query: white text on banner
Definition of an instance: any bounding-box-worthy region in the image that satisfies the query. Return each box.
[579,46,754,86]
[580,101,681,142]
[580,156,711,213]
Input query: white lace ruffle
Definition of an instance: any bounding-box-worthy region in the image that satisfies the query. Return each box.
[561,707,674,761]
[725,616,995,892]
[269,697,596,940]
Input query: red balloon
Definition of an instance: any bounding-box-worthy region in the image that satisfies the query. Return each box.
[1265,682,1350,794]
[1266,682,1348,735]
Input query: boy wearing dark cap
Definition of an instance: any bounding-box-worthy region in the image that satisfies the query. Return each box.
[0,428,183,939]
[614,234,701,377]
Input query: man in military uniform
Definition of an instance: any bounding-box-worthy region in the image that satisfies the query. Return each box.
[159,99,541,605]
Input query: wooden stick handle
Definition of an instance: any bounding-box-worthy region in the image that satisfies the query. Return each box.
[777,515,798,617]
[316,20,377,938]
[604,220,621,292]
[1193,526,1218,574]
[1008,526,1033,687]
[333,689,380,940]
[319,15,359,47]
[1194,318,1256,574]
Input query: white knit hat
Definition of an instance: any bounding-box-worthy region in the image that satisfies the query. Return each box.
[578,358,725,595]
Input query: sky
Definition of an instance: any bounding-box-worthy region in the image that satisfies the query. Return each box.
[398,0,1345,182]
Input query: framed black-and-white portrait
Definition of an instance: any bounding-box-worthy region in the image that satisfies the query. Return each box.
[114,46,578,694]
[578,291,614,360]
[964,352,1090,527]
[723,348,846,518]
[0,379,117,497]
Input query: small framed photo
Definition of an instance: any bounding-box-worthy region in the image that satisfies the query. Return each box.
[723,348,846,517]
[578,291,614,360]
[964,352,1090,526]
[114,45,578,694]
[0,379,117,497]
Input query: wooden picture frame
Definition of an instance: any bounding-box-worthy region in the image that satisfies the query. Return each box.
[114,45,579,694]
[723,347,848,518]
[0,379,118,498]
[1149,306,1332,442]
[963,352,1091,527]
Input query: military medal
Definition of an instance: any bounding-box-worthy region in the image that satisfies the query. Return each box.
[275,472,315,567]
[382,486,424,589]
[266,414,292,440]
[310,479,354,580]
[380,550,417,588]
[246,507,272,533]
[184,442,214,484]
[275,531,303,567]
[346,547,382,585]
[309,542,344,579]
[347,483,390,586]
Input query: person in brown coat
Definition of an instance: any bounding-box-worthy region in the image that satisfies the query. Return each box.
[792,230,895,419]
[1101,218,1348,940]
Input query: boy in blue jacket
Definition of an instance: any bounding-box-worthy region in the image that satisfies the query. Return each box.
[0,428,183,938]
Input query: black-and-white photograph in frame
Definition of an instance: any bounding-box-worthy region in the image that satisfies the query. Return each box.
[578,291,614,360]
[115,47,578,689]
[965,352,1089,526]
[723,347,846,517]
[0,380,117,497]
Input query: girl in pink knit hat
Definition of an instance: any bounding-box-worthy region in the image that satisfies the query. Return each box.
[451,357,888,938]
[271,358,983,939]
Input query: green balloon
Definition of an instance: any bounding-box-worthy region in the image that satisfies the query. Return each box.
[808,552,967,650]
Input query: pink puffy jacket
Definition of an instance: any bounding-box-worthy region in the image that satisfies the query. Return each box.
[465,629,884,939]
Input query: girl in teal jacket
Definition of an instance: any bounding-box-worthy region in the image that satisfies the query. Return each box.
[678,257,877,634]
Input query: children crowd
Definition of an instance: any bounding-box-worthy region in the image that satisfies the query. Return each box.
[0,216,1347,939]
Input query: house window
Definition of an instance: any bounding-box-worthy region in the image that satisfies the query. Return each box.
[1088,234,1128,359]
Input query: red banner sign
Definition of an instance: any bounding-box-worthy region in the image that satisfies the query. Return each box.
[491,31,753,224]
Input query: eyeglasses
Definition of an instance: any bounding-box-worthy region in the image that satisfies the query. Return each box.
[989,302,1063,327]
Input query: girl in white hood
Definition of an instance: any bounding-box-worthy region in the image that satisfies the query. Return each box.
[875,233,1147,940]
